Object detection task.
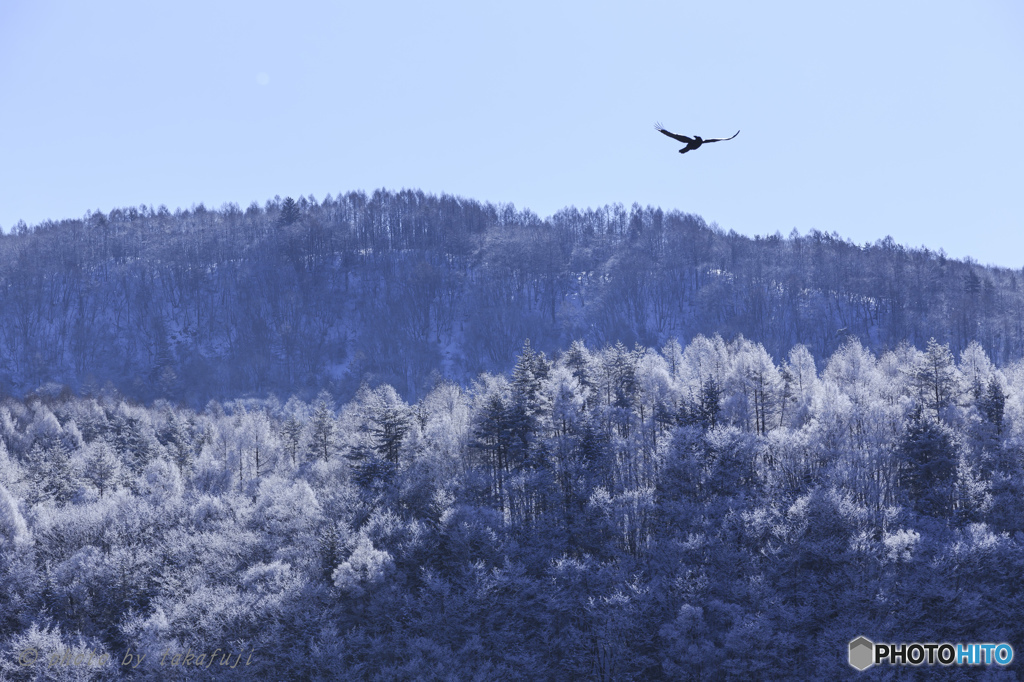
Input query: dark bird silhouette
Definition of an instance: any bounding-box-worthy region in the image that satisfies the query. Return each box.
[655,123,740,154]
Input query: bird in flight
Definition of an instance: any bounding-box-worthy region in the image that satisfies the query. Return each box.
[655,123,740,155]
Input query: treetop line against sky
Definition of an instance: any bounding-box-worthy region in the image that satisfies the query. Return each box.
[1,1,1022,266]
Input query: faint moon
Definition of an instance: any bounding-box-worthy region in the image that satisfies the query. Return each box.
[256,72,270,86]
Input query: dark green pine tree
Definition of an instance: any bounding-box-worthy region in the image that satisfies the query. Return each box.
[309,393,335,463]
[606,342,638,410]
[508,339,550,462]
[110,413,156,474]
[978,375,1006,435]
[604,342,639,438]
[511,339,549,417]
[318,522,343,583]
[278,196,301,226]
[564,340,593,394]
[473,393,514,515]
[898,414,956,519]
[977,377,1020,532]
[370,397,410,467]
[346,444,393,495]
[281,413,304,466]
[158,411,197,473]
[698,377,722,430]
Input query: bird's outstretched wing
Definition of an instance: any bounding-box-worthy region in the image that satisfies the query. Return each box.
[702,130,741,143]
[654,123,694,144]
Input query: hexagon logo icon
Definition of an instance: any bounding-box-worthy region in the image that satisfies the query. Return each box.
[849,636,874,671]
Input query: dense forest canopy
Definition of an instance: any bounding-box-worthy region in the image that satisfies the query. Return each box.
[2,189,1021,406]
[3,189,1023,677]
[1,334,1022,679]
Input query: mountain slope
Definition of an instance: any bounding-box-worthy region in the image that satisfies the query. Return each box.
[1,189,1017,404]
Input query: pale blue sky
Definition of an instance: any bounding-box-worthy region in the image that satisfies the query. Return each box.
[2,1,1022,266]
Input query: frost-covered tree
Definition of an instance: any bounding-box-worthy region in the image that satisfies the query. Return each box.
[279,396,308,467]
[2,332,1024,679]
[308,391,336,463]
[367,385,411,467]
[332,535,394,597]
[237,408,277,493]
[81,440,123,497]
[914,338,962,419]
[0,483,29,551]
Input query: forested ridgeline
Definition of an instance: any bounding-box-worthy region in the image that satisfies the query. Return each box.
[1,336,1022,679]
[2,189,1020,404]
